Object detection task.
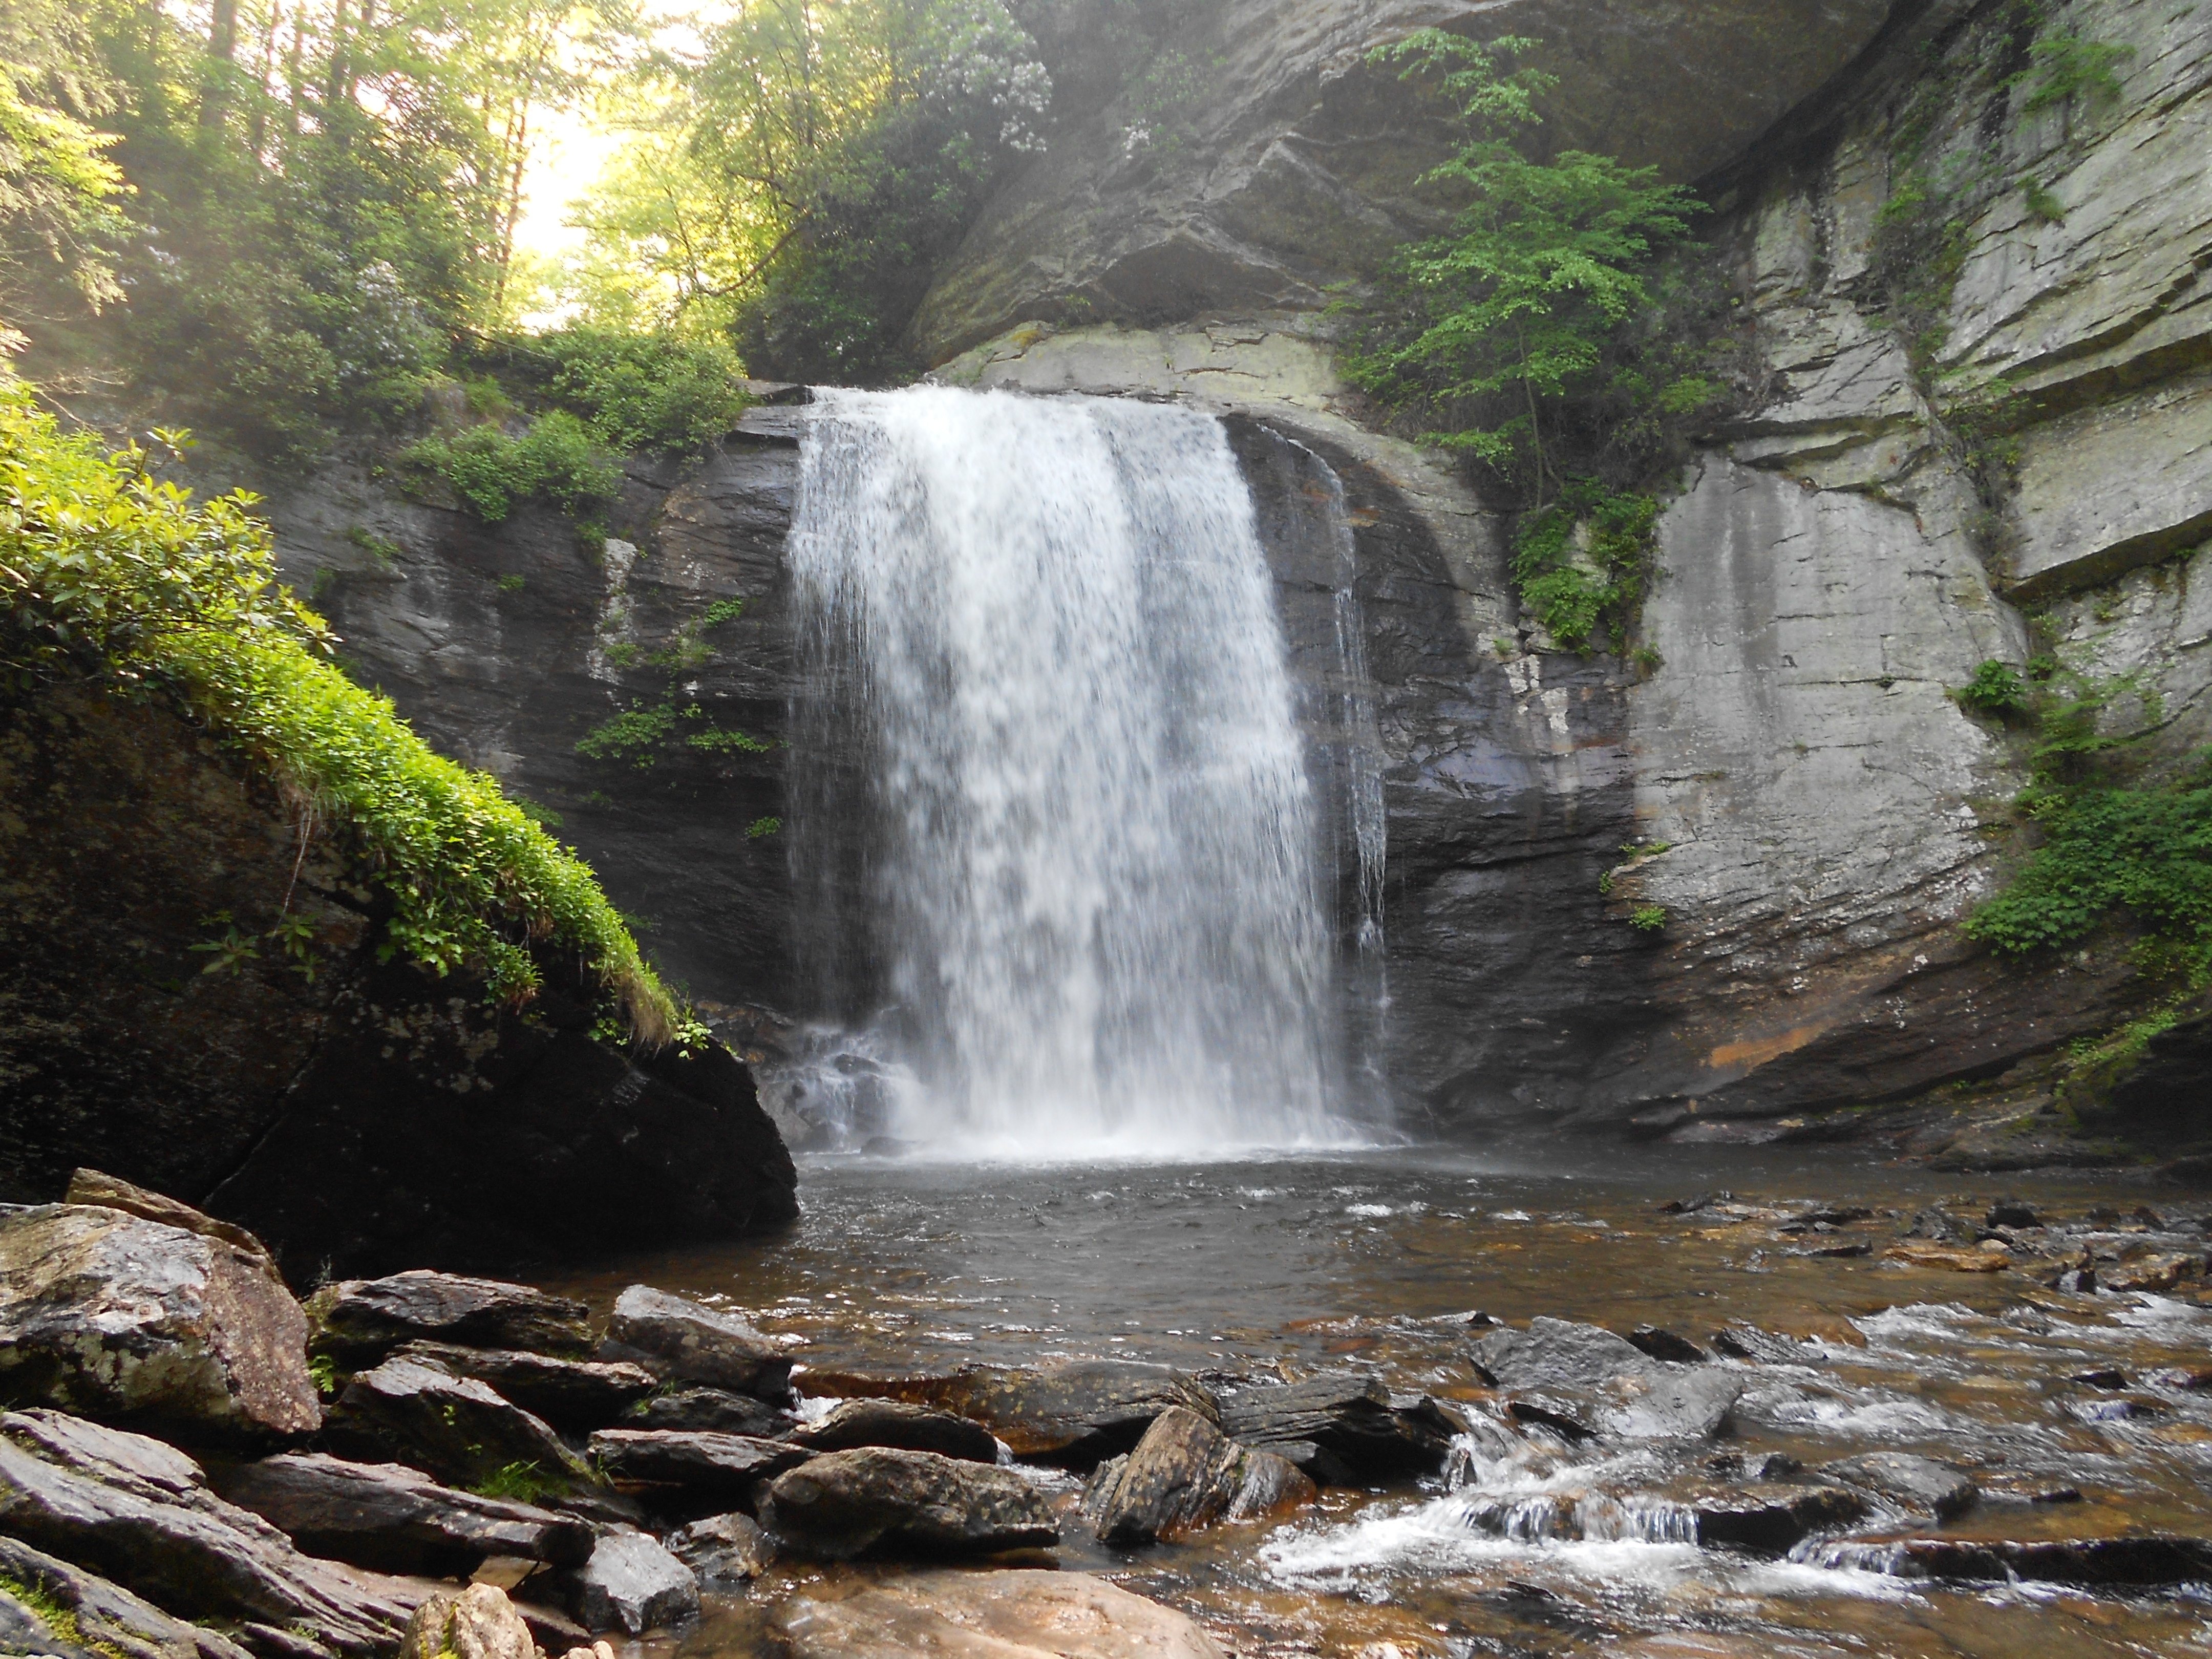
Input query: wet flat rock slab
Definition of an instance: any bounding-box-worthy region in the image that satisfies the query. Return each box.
[759,1447,1058,1560]
[773,1569,1225,1659]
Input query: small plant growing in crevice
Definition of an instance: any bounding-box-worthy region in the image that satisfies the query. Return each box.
[1954,658,2029,719]
[1629,905,1668,933]
[746,816,782,839]
[700,598,746,628]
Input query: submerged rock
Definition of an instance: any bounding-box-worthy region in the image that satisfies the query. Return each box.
[759,1447,1057,1560]
[322,1358,590,1491]
[308,1273,593,1368]
[391,1344,657,1431]
[1692,1484,1866,1554]
[1472,1320,1742,1443]
[1821,1452,1977,1521]
[0,1535,254,1659]
[554,1529,698,1634]
[0,1412,417,1656]
[773,1568,1224,1659]
[1216,1374,1458,1481]
[0,1204,318,1443]
[790,1399,998,1463]
[604,1286,793,1401]
[1835,1535,2212,1588]
[1083,1406,1315,1546]
[218,1452,595,1577]
[396,1584,534,1659]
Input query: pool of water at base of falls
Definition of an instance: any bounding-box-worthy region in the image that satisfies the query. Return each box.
[543,1142,2212,1658]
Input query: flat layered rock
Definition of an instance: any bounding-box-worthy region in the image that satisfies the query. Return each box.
[308,1274,592,1368]
[1821,1453,1977,1521]
[0,1204,318,1441]
[557,1530,697,1634]
[587,1429,810,1498]
[0,1535,256,1659]
[604,1287,791,1401]
[219,1453,594,1577]
[790,1399,998,1464]
[808,1361,1218,1465]
[759,1447,1058,1560]
[623,1388,789,1438]
[391,1344,657,1431]
[1083,1406,1315,1546]
[0,1413,416,1656]
[323,1359,590,1491]
[1216,1374,1457,1482]
[774,1569,1224,1659]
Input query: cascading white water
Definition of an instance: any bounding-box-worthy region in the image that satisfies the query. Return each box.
[785,385,1352,1154]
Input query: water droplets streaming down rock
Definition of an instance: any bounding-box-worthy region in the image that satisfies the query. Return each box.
[787,387,1350,1154]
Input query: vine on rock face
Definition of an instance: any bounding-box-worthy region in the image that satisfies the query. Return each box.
[0,373,684,1045]
[1338,30,1735,653]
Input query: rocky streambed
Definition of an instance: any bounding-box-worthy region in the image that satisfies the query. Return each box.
[5,1152,2212,1658]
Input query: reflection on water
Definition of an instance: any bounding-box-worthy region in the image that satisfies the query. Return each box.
[544,1144,2212,1658]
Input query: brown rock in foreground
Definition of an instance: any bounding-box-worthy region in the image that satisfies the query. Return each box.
[397,1584,534,1659]
[774,1569,1224,1658]
[0,1204,318,1442]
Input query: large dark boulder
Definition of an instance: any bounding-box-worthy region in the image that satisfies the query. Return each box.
[0,683,797,1280]
[759,1448,1058,1561]
[0,1205,318,1443]
[218,1453,595,1577]
[306,1274,593,1368]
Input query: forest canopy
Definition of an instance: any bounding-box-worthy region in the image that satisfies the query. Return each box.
[0,0,1057,455]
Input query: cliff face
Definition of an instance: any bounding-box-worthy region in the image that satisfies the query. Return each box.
[254,0,2211,1155]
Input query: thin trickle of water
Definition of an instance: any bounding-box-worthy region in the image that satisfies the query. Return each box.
[785,386,1355,1154]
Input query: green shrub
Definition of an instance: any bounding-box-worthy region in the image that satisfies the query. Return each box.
[535,326,752,456]
[2017,31,2133,115]
[700,598,746,628]
[1629,905,1668,933]
[576,704,679,767]
[1955,658,2028,718]
[1509,481,1659,649]
[402,412,621,523]
[0,374,677,1043]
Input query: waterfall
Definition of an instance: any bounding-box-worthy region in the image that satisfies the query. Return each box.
[784,386,1353,1155]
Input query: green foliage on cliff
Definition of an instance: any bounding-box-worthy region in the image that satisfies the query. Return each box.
[401,411,621,523]
[1967,668,2212,997]
[1342,31,1729,652]
[0,374,680,1041]
[533,326,752,456]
